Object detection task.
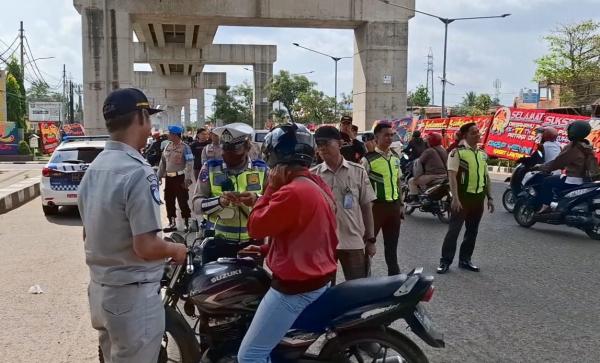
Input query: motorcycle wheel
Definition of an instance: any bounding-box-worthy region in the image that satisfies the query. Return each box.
[319,327,428,363]
[98,306,200,363]
[585,224,600,240]
[436,196,451,224]
[502,189,515,213]
[402,186,416,215]
[514,199,536,228]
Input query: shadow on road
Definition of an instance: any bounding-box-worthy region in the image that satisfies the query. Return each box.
[45,207,82,227]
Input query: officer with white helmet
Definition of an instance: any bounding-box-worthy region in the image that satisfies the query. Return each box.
[192,122,268,247]
[158,124,194,231]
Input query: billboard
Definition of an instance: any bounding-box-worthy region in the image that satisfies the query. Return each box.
[39,122,60,154]
[0,122,20,155]
[62,123,86,136]
[29,102,62,122]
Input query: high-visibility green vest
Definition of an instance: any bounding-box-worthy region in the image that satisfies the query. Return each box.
[207,159,267,241]
[456,147,488,194]
[366,151,401,201]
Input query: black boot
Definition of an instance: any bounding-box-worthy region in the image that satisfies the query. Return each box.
[184,218,190,232]
[163,218,177,232]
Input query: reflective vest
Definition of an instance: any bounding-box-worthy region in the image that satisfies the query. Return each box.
[456,146,488,194]
[366,150,401,202]
[207,159,267,241]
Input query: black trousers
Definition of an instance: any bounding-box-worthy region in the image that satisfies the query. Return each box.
[164,174,191,220]
[373,201,402,275]
[441,192,485,264]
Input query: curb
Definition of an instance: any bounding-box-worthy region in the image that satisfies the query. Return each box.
[0,178,41,214]
[488,166,513,174]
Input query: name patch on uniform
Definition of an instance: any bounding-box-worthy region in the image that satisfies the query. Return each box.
[246,173,260,185]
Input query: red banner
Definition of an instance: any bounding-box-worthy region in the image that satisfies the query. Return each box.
[62,123,86,137]
[40,122,60,154]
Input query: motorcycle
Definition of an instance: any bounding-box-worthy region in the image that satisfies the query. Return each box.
[502,151,544,213]
[155,220,445,363]
[513,178,600,240]
[400,155,452,223]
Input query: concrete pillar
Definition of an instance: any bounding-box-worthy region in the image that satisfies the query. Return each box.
[80,4,134,135]
[353,21,409,131]
[166,105,184,126]
[253,63,272,130]
[184,102,190,125]
[197,92,205,125]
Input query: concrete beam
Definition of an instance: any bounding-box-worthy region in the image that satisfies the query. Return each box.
[133,43,277,65]
[74,0,415,27]
[154,23,166,47]
[134,71,226,90]
[184,24,194,48]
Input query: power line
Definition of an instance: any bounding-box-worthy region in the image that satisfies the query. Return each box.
[0,35,19,58]
[23,36,48,85]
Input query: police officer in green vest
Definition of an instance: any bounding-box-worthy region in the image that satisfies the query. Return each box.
[438,122,495,274]
[192,123,267,245]
[362,122,404,276]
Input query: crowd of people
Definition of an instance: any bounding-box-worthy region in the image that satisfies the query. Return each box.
[79,87,598,362]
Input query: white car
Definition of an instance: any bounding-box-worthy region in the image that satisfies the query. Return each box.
[41,136,108,215]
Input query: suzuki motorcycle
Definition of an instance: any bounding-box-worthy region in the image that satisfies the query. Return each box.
[513,180,600,240]
[152,224,445,363]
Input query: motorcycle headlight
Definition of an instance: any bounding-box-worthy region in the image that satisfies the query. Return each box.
[565,187,599,198]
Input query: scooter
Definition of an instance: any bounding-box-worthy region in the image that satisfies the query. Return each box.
[513,178,600,240]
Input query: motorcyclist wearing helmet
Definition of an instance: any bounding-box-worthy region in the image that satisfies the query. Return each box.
[537,121,596,213]
[406,132,448,204]
[539,127,561,164]
[237,123,338,363]
[403,130,428,161]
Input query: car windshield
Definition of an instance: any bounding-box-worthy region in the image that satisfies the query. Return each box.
[50,148,103,164]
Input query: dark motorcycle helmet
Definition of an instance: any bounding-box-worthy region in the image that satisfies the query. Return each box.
[567,121,591,142]
[262,123,315,168]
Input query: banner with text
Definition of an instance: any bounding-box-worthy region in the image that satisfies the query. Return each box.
[40,122,60,154]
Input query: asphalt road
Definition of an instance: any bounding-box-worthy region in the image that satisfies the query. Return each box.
[1,181,599,362]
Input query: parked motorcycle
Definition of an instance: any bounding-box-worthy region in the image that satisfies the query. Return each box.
[156,222,445,363]
[513,179,600,240]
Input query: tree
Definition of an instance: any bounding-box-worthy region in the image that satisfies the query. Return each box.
[27,80,63,102]
[269,70,313,122]
[535,20,600,106]
[6,57,27,129]
[408,85,431,107]
[210,84,253,125]
[338,91,353,113]
[454,92,494,116]
[296,89,336,125]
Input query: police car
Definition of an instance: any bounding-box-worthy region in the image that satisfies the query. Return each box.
[41,136,109,215]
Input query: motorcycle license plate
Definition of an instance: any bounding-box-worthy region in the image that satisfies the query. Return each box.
[413,304,433,332]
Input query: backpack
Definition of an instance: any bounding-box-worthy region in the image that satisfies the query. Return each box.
[578,142,600,182]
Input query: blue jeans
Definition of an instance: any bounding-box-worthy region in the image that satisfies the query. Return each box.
[540,175,578,205]
[237,285,328,363]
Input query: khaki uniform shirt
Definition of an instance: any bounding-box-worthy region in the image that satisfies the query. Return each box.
[201,143,223,164]
[157,141,193,181]
[311,159,376,250]
[78,141,164,285]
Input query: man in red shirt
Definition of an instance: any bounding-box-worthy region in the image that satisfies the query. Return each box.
[237,123,338,363]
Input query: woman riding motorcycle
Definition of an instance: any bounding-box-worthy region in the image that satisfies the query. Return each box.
[536,121,595,214]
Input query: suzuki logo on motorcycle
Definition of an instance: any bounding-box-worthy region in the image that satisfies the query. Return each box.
[210,269,242,283]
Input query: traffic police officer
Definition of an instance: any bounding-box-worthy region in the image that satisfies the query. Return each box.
[78,88,187,363]
[192,122,268,244]
[158,125,194,231]
[438,122,494,274]
[362,121,404,276]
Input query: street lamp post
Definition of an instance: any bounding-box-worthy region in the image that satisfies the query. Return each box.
[377,0,510,118]
[292,43,351,119]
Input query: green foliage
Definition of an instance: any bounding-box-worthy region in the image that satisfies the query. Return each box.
[210,83,253,125]
[534,20,600,106]
[454,92,494,116]
[27,80,64,102]
[18,140,31,155]
[295,89,336,124]
[408,85,431,107]
[6,57,26,127]
[269,70,314,122]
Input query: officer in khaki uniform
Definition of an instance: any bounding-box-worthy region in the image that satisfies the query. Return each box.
[192,123,267,245]
[311,126,376,281]
[78,88,187,363]
[158,125,194,231]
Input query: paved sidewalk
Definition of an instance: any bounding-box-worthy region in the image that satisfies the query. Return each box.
[0,171,41,214]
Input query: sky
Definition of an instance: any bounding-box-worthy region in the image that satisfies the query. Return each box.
[1,0,599,120]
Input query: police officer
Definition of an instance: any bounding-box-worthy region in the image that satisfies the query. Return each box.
[192,122,267,245]
[438,122,494,274]
[158,125,194,231]
[362,121,404,276]
[78,88,187,363]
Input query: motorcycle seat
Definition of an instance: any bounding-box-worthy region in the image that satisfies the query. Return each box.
[292,275,408,331]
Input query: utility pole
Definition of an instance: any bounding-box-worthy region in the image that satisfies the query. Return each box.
[77,84,82,122]
[19,21,24,76]
[69,80,74,124]
[62,65,66,122]
[426,48,435,105]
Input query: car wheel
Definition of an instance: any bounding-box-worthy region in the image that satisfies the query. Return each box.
[43,205,59,216]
